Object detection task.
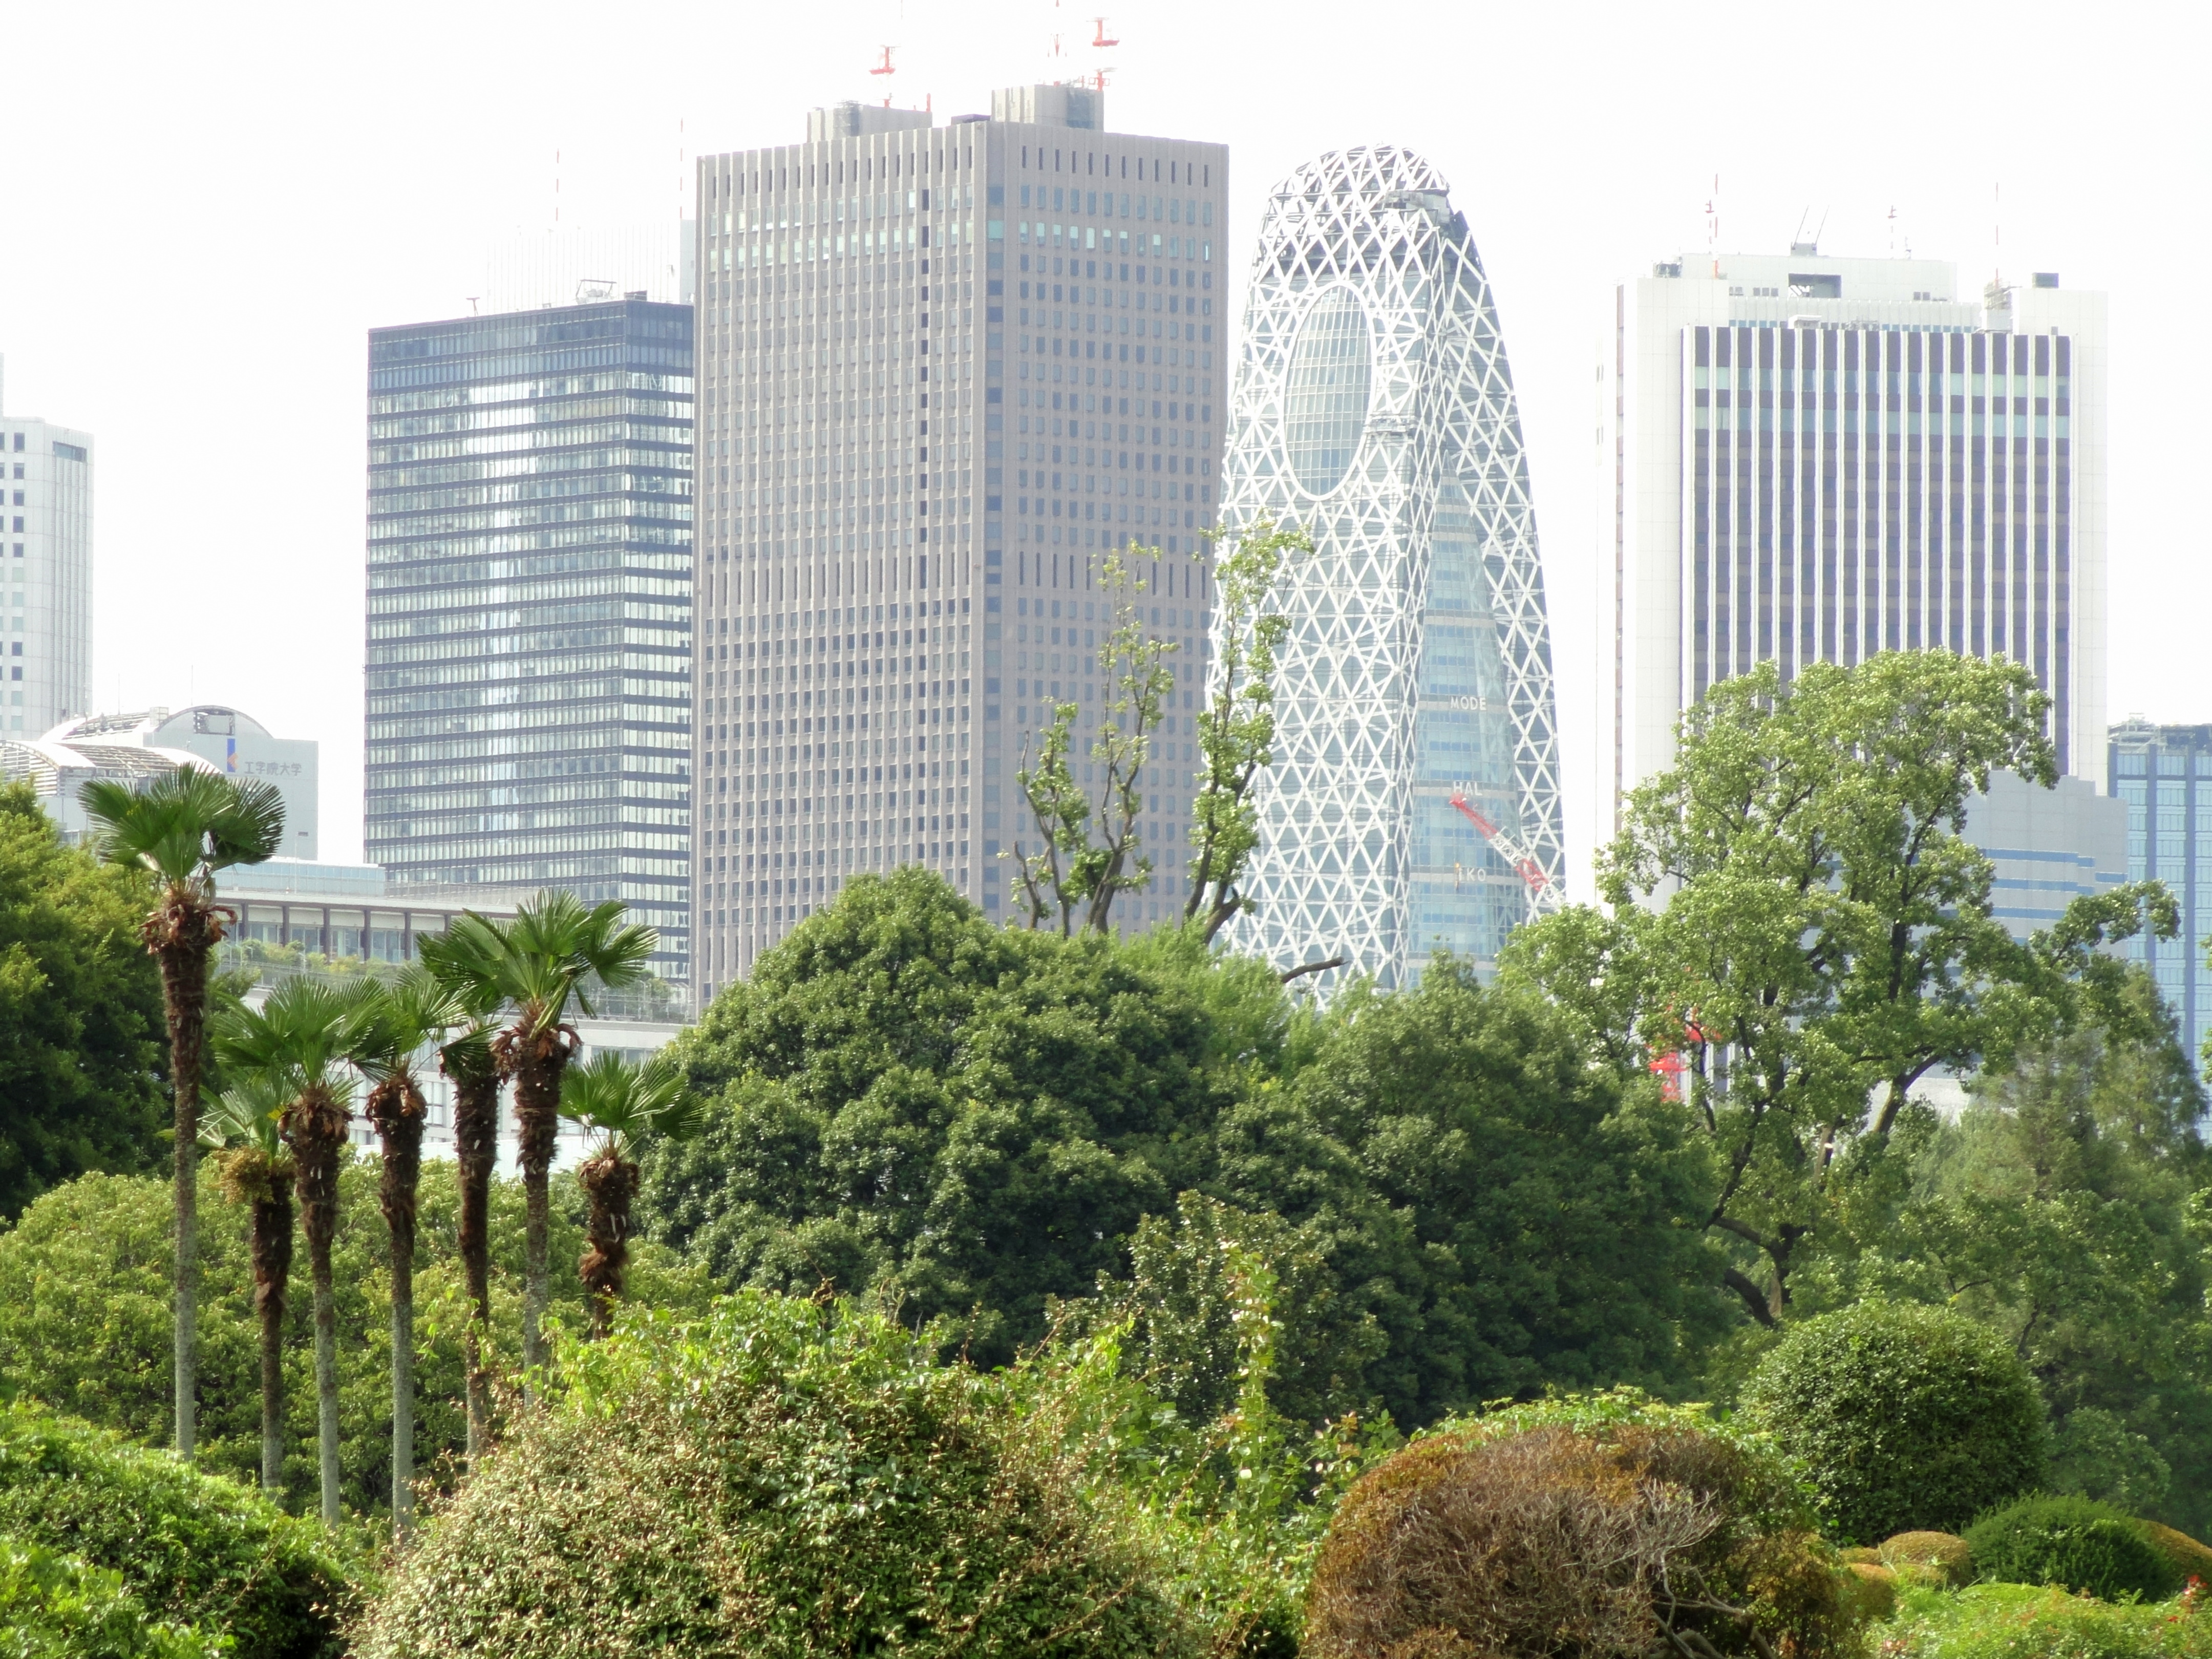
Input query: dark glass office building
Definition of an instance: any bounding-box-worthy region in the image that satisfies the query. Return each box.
[2111,719,2212,1073]
[365,298,694,986]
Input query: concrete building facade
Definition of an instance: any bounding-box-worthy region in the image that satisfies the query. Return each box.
[690,87,1227,999]
[0,373,93,739]
[1602,251,2107,828]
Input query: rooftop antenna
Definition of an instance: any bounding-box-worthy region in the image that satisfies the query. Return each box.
[1092,15,1118,45]
[1704,175,1719,278]
[869,44,895,105]
[466,296,480,315]
[554,148,561,225]
[1887,204,1897,258]
[1792,205,1812,251]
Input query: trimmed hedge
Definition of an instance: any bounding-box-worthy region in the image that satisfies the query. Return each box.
[1740,1302,2047,1543]
[0,1406,351,1659]
[356,1293,1197,1659]
[0,1537,226,1659]
[1882,1532,1975,1587]
[1875,1581,2212,1659]
[1965,1496,2179,1602]
[1304,1391,1853,1659]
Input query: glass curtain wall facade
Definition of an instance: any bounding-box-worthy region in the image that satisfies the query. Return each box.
[365,299,694,985]
[2110,719,2212,1074]
[689,90,1227,1000]
[1218,146,1564,990]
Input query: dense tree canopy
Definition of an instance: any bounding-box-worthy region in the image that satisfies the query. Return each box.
[643,871,1728,1427]
[0,782,167,1215]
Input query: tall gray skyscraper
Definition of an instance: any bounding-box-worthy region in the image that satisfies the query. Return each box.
[364,297,695,986]
[0,364,93,739]
[1216,147,1563,991]
[1603,250,2107,824]
[691,86,1227,998]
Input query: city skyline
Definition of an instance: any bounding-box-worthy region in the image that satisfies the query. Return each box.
[1,3,2203,901]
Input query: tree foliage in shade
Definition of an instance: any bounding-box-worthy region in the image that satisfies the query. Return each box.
[1502,650,2176,1327]
[0,782,166,1216]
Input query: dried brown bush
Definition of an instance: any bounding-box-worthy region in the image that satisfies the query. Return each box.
[1304,1416,1853,1659]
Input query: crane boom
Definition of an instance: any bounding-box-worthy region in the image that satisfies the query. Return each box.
[1446,790,1555,900]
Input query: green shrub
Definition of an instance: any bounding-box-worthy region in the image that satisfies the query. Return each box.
[0,1537,228,1659]
[355,1293,1199,1659]
[1303,1390,1852,1659]
[1877,1581,2212,1659]
[1965,1496,2179,1602]
[1882,1532,1975,1587]
[1740,1301,2047,1543]
[0,1406,351,1659]
[2142,1522,2212,1587]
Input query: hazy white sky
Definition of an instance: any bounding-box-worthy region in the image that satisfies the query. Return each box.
[2,0,2202,878]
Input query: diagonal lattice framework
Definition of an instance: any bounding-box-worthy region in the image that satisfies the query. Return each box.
[1217,146,1563,990]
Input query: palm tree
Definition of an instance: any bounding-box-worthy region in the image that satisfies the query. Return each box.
[418,892,654,1379]
[438,1017,502,1460]
[201,1076,294,1494]
[213,980,365,1526]
[348,968,461,1536]
[557,1052,703,1336]
[78,769,284,1461]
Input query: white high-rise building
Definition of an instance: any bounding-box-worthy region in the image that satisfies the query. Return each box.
[1217,147,1564,991]
[1601,249,2106,827]
[0,363,93,739]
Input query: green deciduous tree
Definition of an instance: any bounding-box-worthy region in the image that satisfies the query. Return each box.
[77,767,285,1460]
[1502,651,2174,1327]
[417,891,655,1383]
[641,868,1240,1366]
[0,782,167,1215]
[1010,545,1179,934]
[1186,514,1303,942]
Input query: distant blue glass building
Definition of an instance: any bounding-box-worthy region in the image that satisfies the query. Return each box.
[365,298,694,986]
[2110,719,2212,1069]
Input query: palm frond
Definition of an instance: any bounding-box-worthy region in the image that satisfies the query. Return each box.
[348,965,466,1083]
[77,769,286,888]
[558,1050,701,1155]
[201,1073,288,1157]
[210,977,369,1110]
[417,890,658,1033]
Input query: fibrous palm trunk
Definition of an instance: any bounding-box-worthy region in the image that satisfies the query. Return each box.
[283,1088,349,1526]
[146,890,223,1462]
[365,1076,426,1536]
[218,1149,294,1493]
[576,1149,640,1339]
[500,1026,573,1379]
[450,1071,499,1459]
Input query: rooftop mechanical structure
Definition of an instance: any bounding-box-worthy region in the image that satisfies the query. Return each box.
[1218,146,1562,990]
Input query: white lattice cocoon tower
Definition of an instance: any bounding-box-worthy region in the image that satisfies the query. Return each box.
[1218,147,1563,991]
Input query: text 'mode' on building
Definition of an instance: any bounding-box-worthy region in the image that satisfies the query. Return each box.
[1216,147,1565,992]
[364,297,695,990]
[1603,249,2107,821]
[0,360,92,739]
[691,86,1227,999]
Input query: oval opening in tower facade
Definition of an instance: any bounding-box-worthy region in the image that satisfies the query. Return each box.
[1284,286,1371,496]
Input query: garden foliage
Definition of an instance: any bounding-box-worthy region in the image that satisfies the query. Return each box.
[0,1405,351,1659]
[1964,1497,2179,1603]
[0,1538,227,1659]
[1741,1300,2047,1542]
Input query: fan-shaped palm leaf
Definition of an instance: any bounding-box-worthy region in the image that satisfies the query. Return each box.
[559,1050,701,1336]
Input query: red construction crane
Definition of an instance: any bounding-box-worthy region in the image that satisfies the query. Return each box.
[1446,790,1554,899]
[1092,16,1119,46]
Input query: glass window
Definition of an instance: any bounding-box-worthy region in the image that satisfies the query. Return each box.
[1282,286,1372,496]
